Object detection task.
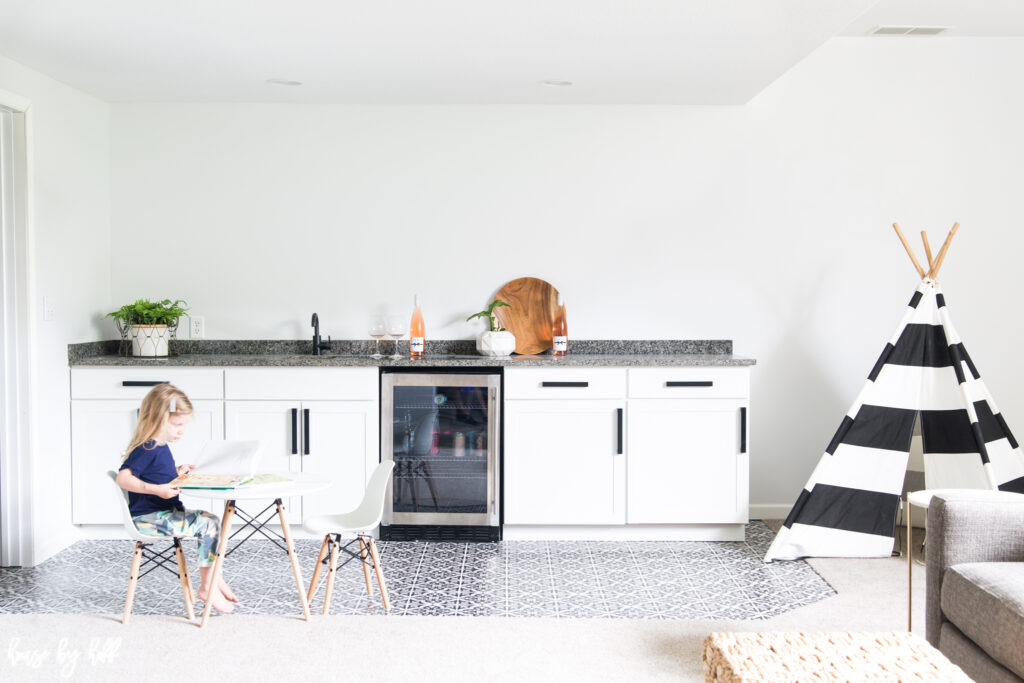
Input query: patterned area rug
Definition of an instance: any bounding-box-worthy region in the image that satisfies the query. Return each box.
[0,522,834,619]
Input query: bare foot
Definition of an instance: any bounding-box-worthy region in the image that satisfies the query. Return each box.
[197,588,234,614]
[218,579,239,603]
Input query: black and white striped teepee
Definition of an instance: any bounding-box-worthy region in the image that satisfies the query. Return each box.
[765,224,1024,562]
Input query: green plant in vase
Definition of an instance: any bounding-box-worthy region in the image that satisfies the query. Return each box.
[106,298,188,357]
[466,300,515,356]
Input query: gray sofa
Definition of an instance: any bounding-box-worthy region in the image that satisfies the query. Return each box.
[927,490,1024,682]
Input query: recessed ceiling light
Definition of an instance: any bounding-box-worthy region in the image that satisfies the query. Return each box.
[266,78,303,86]
[541,80,573,87]
[870,26,948,36]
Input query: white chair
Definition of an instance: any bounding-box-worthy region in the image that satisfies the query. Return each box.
[107,470,195,624]
[304,461,395,613]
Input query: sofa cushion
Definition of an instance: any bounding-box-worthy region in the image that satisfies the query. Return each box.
[942,562,1024,679]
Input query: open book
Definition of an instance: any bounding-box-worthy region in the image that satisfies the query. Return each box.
[170,440,261,489]
[171,472,254,489]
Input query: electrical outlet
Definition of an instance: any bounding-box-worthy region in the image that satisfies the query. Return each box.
[190,316,205,339]
[43,296,55,322]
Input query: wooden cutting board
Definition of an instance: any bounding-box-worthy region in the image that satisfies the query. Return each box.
[492,277,560,355]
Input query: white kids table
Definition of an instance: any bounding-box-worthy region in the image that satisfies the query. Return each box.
[184,472,331,628]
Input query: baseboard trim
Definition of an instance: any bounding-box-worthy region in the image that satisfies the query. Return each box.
[503,525,746,541]
[749,504,791,521]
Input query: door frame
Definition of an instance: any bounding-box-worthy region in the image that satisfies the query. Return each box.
[0,88,33,566]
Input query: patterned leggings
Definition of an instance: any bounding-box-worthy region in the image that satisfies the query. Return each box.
[131,509,221,567]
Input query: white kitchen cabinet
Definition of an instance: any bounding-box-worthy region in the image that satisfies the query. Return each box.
[70,366,376,530]
[71,397,223,524]
[504,399,625,525]
[222,399,376,523]
[223,368,379,524]
[504,366,749,539]
[626,398,748,524]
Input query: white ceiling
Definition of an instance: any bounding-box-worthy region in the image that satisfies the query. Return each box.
[0,1,1021,104]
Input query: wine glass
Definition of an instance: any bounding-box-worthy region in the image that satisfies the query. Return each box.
[386,316,407,359]
[368,318,387,359]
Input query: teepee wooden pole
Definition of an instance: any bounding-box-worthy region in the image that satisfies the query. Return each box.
[927,222,960,280]
[893,223,926,278]
[921,231,934,270]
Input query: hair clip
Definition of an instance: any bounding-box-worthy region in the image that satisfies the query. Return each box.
[169,398,177,413]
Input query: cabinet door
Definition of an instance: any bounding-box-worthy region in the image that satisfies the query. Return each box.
[224,400,302,523]
[175,400,226,513]
[504,399,625,525]
[300,400,378,521]
[627,399,748,524]
[72,401,140,524]
[72,400,224,523]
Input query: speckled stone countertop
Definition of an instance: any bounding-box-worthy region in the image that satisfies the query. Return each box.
[69,340,756,367]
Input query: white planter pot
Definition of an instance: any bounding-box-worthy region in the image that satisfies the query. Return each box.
[130,324,170,357]
[477,330,516,357]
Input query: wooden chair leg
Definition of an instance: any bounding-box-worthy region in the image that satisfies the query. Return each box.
[122,542,144,625]
[322,537,339,615]
[307,535,330,603]
[200,500,235,629]
[173,538,195,621]
[358,537,373,595]
[368,538,391,611]
[183,558,196,608]
[275,499,311,622]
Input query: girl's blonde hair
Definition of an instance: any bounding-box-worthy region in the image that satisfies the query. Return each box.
[122,383,194,460]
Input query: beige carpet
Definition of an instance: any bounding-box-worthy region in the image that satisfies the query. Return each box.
[0,529,925,682]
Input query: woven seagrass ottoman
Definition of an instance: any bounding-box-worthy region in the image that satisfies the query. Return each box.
[702,632,971,682]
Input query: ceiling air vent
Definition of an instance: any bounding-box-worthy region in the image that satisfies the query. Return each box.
[871,26,948,36]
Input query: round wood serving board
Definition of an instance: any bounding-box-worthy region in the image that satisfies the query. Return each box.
[492,277,560,355]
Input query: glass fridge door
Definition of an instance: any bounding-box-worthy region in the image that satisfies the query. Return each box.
[383,373,499,527]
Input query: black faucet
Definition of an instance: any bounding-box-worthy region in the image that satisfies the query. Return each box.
[311,313,332,356]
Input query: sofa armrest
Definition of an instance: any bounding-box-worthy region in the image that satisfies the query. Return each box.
[925,490,1024,646]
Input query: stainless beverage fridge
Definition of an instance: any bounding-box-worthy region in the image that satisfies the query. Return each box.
[380,369,501,541]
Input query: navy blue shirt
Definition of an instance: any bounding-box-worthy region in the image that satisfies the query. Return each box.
[119,441,184,517]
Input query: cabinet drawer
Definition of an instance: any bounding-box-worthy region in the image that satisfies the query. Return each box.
[71,367,224,399]
[225,367,377,400]
[504,368,626,399]
[627,367,749,399]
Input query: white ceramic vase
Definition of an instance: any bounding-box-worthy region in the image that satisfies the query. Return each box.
[476,330,516,357]
[130,324,170,357]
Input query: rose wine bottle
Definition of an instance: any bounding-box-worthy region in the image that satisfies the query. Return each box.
[409,294,425,360]
[552,295,568,357]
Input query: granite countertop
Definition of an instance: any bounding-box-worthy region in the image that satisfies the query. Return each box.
[68,340,756,368]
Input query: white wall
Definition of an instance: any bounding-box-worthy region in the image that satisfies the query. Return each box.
[0,55,111,563]
[106,37,1024,512]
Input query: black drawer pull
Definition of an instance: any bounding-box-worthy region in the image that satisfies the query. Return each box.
[122,380,168,387]
[666,381,713,387]
[617,408,623,455]
[740,407,747,454]
[291,408,298,455]
[541,381,589,388]
[303,408,310,455]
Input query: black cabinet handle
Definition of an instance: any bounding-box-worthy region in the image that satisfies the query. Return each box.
[541,381,589,388]
[740,407,747,454]
[122,380,168,387]
[666,381,713,387]
[617,408,623,454]
[291,408,298,455]
[303,408,310,455]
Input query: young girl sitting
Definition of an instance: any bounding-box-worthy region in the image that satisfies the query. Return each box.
[115,383,239,614]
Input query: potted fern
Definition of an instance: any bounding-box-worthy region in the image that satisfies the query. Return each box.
[106,298,188,357]
[466,300,515,356]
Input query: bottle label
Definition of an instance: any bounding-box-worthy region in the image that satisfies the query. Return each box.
[553,336,568,352]
[410,337,425,353]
